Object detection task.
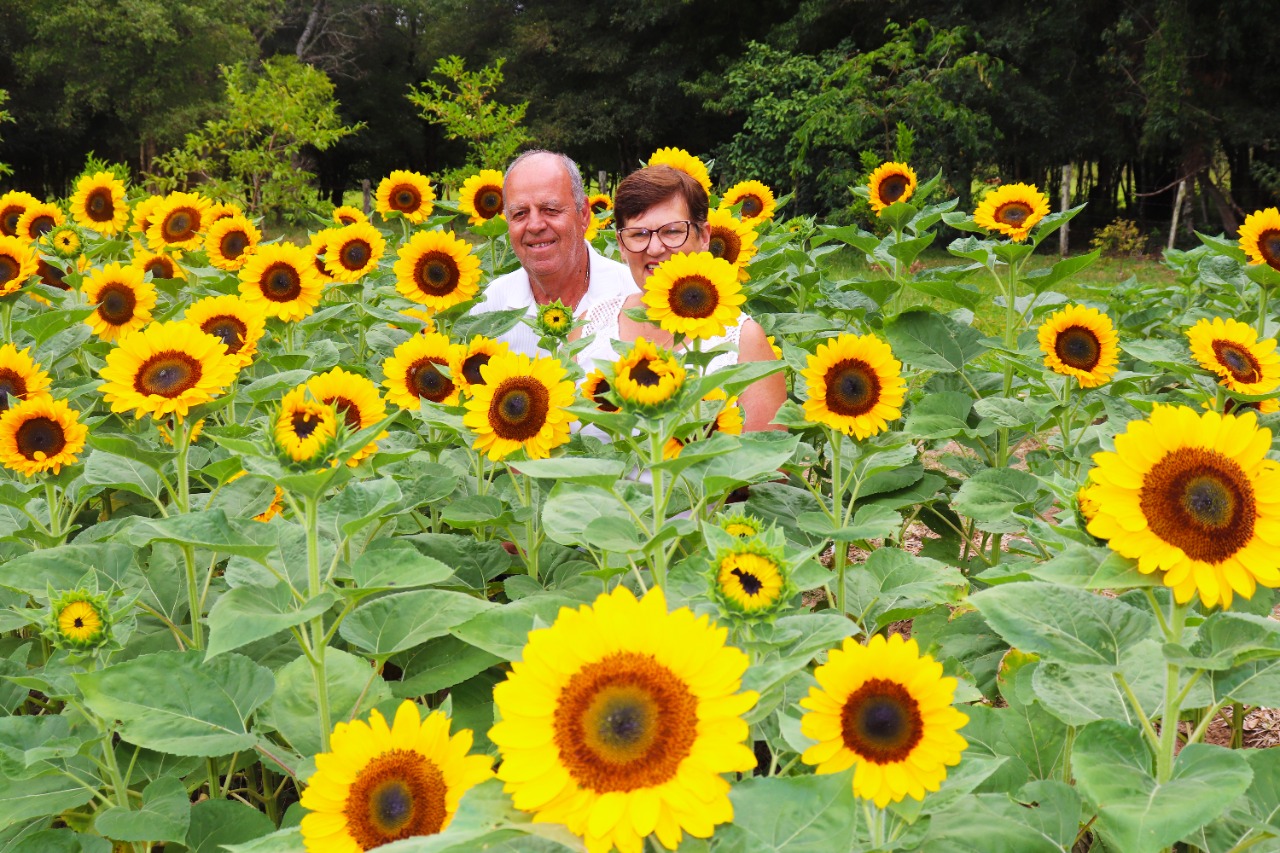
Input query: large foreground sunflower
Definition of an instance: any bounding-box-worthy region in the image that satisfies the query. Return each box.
[489,586,758,853]
[70,171,128,235]
[1240,207,1280,273]
[647,147,712,195]
[146,192,210,251]
[305,368,388,465]
[613,338,686,409]
[83,263,157,342]
[382,332,459,408]
[463,351,577,460]
[867,162,918,214]
[0,190,38,237]
[205,214,261,271]
[1037,304,1120,388]
[376,170,435,223]
[642,251,744,340]
[393,229,481,311]
[719,180,776,226]
[973,183,1049,242]
[0,344,52,413]
[1087,405,1280,608]
[275,388,339,464]
[99,321,241,421]
[802,334,906,438]
[183,294,267,368]
[324,221,386,283]
[300,700,493,853]
[0,396,88,477]
[801,633,968,807]
[238,243,325,321]
[1187,317,1280,395]
[458,170,505,226]
[705,208,758,275]
[0,235,38,296]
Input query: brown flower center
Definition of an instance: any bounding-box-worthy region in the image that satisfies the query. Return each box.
[27,215,56,238]
[461,353,491,386]
[391,185,422,213]
[97,282,138,326]
[739,194,764,218]
[1212,340,1262,384]
[343,750,449,848]
[219,230,249,260]
[324,395,363,431]
[340,238,372,272]
[145,257,176,279]
[487,376,550,441]
[877,175,910,206]
[87,188,114,221]
[407,358,454,403]
[202,316,248,355]
[475,186,503,219]
[260,262,302,302]
[1055,325,1102,371]
[994,202,1032,228]
[134,352,202,398]
[161,207,200,242]
[0,205,23,236]
[628,358,663,387]
[413,252,460,297]
[0,253,19,286]
[731,567,763,595]
[824,358,880,417]
[708,227,741,265]
[668,276,718,319]
[15,415,67,461]
[588,378,618,412]
[840,678,924,764]
[292,410,322,439]
[1258,228,1280,271]
[0,369,27,411]
[1139,447,1257,563]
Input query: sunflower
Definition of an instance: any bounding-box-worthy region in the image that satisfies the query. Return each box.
[1076,483,1102,525]
[130,194,165,237]
[642,252,744,341]
[83,263,157,342]
[1240,207,1280,272]
[305,368,388,466]
[1187,317,1280,395]
[0,396,88,477]
[238,242,325,322]
[462,351,577,460]
[973,183,1050,242]
[588,193,613,218]
[802,334,906,439]
[393,230,481,311]
[1037,304,1120,388]
[536,300,573,338]
[0,345,52,415]
[458,170,505,226]
[801,633,968,807]
[146,192,211,251]
[206,201,244,225]
[664,388,743,459]
[158,416,205,448]
[705,208,758,275]
[45,223,84,259]
[205,214,262,271]
[324,222,385,283]
[451,336,510,396]
[1087,405,1280,608]
[0,235,38,296]
[183,295,267,368]
[490,586,756,853]
[0,190,38,237]
[252,486,286,523]
[720,180,777,226]
[712,539,789,620]
[98,321,241,421]
[580,369,619,413]
[394,306,437,335]
[301,700,493,853]
[275,387,340,464]
[46,590,110,651]
[308,229,338,285]
[15,202,64,241]
[718,512,763,539]
[648,147,712,195]
[766,335,782,359]
[332,205,368,227]
[69,171,128,235]
[131,245,186,281]
[867,162,919,214]
[382,332,459,409]
[613,338,686,410]
[376,170,436,223]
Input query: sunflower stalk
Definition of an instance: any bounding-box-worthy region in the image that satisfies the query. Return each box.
[1155,600,1189,785]
[303,493,333,752]
[44,480,62,541]
[647,428,672,589]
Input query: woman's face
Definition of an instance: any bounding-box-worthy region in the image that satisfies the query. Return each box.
[617,194,709,286]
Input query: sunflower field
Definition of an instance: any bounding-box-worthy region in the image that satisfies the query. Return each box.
[2,154,1280,853]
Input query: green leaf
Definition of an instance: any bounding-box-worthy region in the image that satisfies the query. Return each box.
[93,777,190,844]
[843,549,967,634]
[1073,721,1253,853]
[221,827,304,853]
[324,476,403,537]
[903,391,983,440]
[972,582,1155,668]
[0,768,95,825]
[181,799,276,853]
[542,485,636,549]
[684,431,800,495]
[0,715,81,780]
[121,511,275,559]
[0,542,138,597]
[205,583,338,660]
[450,593,579,661]
[951,468,1043,533]
[723,772,858,852]
[76,651,274,756]
[83,450,163,503]
[883,309,986,373]
[390,636,502,698]
[509,457,628,489]
[923,781,1081,852]
[1031,640,1165,726]
[972,397,1039,429]
[440,495,513,529]
[340,589,495,657]
[260,649,391,757]
[348,542,455,591]
[1022,249,1100,294]
[797,504,902,543]
[1032,545,1161,590]
[8,829,111,853]
[902,276,985,311]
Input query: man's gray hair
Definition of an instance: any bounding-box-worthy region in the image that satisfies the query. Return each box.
[505,149,588,212]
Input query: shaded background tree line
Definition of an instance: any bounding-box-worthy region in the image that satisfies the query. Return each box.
[0,0,1275,241]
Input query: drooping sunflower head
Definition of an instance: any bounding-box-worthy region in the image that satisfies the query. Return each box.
[536,299,573,338]
[718,511,764,539]
[647,147,712,195]
[274,387,340,464]
[0,344,52,413]
[973,182,1050,242]
[705,208,759,273]
[1037,304,1120,388]
[44,222,84,260]
[461,351,578,460]
[489,585,758,853]
[0,190,39,238]
[588,192,613,218]
[131,245,186,282]
[205,201,244,225]
[612,337,687,410]
[15,202,64,241]
[712,538,791,622]
[145,192,211,251]
[0,396,88,477]
[238,242,325,322]
[720,180,777,226]
[801,633,968,807]
[450,335,509,397]
[308,228,338,284]
[204,214,262,272]
[83,262,158,342]
[802,333,906,438]
[867,162,919,214]
[393,229,482,311]
[324,221,386,283]
[1187,317,1280,395]
[642,251,744,340]
[1087,404,1280,609]
[304,368,388,466]
[382,331,459,409]
[46,589,111,651]
[183,294,267,368]
[0,234,38,296]
[129,194,165,237]
[1240,207,1280,272]
[98,321,242,421]
[376,170,436,223]
[1076,482,1103,526]
[70,171,128,235]
[332,205,368,227]
[458,169,506,226]
[254,486,286,522]
[580,369,619,413]
[664,388,744,458]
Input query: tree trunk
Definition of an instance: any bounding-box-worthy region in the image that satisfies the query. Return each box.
[296,1,325,61]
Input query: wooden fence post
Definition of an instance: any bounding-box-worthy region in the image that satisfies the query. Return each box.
[1059,164,1071,257]
[361,179,372,216]
[1168,180,1187,251]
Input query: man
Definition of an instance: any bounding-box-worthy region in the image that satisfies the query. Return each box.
[470,150,637,357]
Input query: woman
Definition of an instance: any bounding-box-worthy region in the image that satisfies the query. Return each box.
[581,165,786,432]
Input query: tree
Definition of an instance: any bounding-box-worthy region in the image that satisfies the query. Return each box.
[0,90,13,179]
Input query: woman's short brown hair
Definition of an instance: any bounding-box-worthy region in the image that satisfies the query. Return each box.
[613,165,709,228]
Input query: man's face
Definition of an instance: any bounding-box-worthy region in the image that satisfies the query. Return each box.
[503,154,590,283]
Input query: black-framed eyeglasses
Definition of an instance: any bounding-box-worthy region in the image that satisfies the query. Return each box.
[616,220,693,253]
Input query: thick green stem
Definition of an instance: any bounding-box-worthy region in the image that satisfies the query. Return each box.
[648,430,669,589]
[828,429,850,613]
[1257,287,1270,338]
[44,480,62,541]
[304,495,332,752]
[519,470,540,583]
[181,544,202,650]
[1156,601,1189,783]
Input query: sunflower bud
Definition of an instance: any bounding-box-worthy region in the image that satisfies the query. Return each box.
[47,589,111,651]
[535,300,573,339]
[710,538,793,625]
